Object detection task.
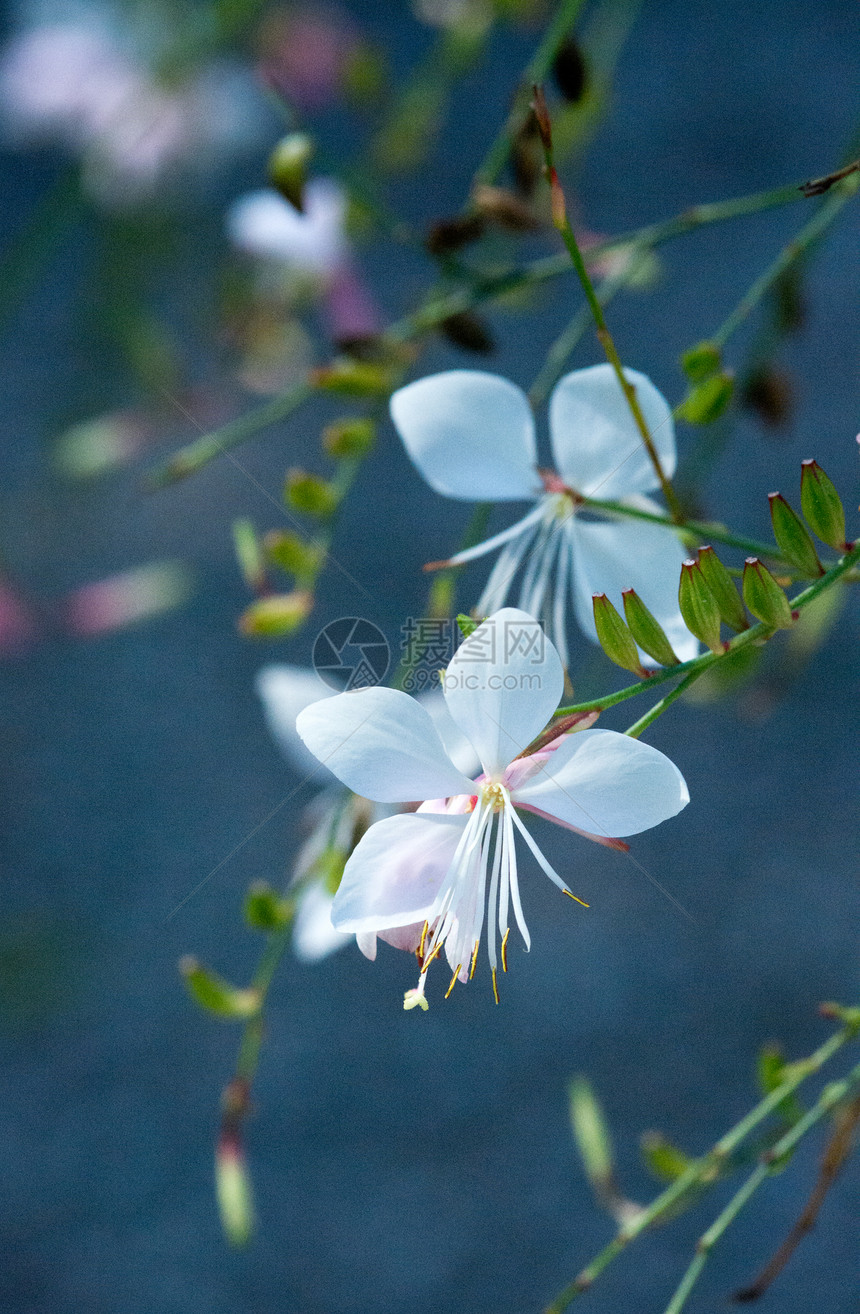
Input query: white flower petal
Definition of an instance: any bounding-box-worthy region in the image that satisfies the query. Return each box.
[292,882,352,962]
[331,812,466,933]
[227,180,347,275]
[513,728,689,837]
[443,607,564,777]
[296,686,473,801]
[390,371,539,501]
[418,689,481,778]
[256,664,333,777]
[549,364,676,498]
[570,517,699,663]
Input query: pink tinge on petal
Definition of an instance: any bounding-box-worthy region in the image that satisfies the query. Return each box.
[417,791,477,815]
[378,922,426,954]
[514,800,630,851]
[0,578,38,654]
[324,263,382,344]
[63,563,189,636]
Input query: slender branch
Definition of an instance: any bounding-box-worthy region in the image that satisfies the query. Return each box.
[532,85,684,520]
[474,0,588,189]
[733,1094,860,1302]
[556,542,860,718]
[712,176,859,351]
[624,668,705,738]
[581,496,793,561]
[660,1066,860,1314]
[544,1018,860,1313]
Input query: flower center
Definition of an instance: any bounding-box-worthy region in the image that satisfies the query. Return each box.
[479,780,507,811]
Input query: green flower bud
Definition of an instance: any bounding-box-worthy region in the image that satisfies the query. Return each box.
[640,1131,694,1183]
[243,881,292,933]
[621,589,679,666]
[264,532,324,582]
[239,590,313,638]
[680,340,721,383]
[568,1078,614,1202]
[322,417,377,459]
[768,493,824,577]
[232,518,266,593]
[180,957,261,1019]
[285,470,340,518]
[742,558,794,629]
[268,132,313,211]
[800,459,848,550]
[696,546,749,632]
[216,1127,255,1247]
[677,372,734,425]
[592,593,646,675]
[311,358,398,398]
[678,560,723,653]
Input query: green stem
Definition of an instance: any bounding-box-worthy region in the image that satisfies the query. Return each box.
[581,495,791,560]
[712,177,859,351]
[624,668,704,738]
[535,103,683,520]
[556,542,860,717]
[544,1019,858,1313]
[660,1059,860,1314]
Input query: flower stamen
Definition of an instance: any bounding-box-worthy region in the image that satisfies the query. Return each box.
[501,926,510,972]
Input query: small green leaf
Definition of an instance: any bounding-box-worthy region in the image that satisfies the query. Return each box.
[569,1078,614,1195]
[232,518,266,592]
[285,470,340,519]
[216,1133,256,1246]
[677,372,734,424]
[243,882,292,933]
[640,1131,694,1183]
[239,591,313,638]
[322,417,377,459]
[456,613,479,638]
[680,340,721,383]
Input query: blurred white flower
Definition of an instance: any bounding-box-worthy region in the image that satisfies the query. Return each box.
[228,182,349,279]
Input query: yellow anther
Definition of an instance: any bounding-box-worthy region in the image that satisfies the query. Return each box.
[417,920,429,962]
[491,967,500,1004]
[469,940,480,980]
[501,926,510,972]
[445,964,462,999]
[562,888,590,907]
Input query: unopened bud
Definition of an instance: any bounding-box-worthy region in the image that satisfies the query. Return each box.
[549,167,567,229]
[742,558,794,629]
[592,594,646,675]
[621,590,679,666]
[552,38,588,103]
[233,518,266,593]
[640,1131,694,1183]
[696,547,749,632]
[800,459,848,550]
[439,310,495,355]
[472,184,539,232]
[425,213,486,256]
[530,84,553,150]
[268,132,313,211]
[244,881,292,932]
[180,957,261,1019]
[768,493,824,577]
[680,340,721,384]
[264,532,323,582]
[677,372,734,425]
[311,358,397,397]
[322,416,377,458]
[678,560,723,653]
[239,590,313,638]
[216,1126,255,1247]
[742,365,793,428]
[285,470,340,518]
[512,114,542,196]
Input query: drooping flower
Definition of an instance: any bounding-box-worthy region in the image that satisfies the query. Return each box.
[296,609,689,1005]
[389,364,697,668]
[257,664,477,963]
[227,183,380,345]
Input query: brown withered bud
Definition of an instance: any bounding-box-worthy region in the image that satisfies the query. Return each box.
[439,311,496,355]
[741,366,794,429]
[552,38,588,103]
[512,111,542,196]
[530,84,553,151]
[425,213,487,256]
[472,183,540,232]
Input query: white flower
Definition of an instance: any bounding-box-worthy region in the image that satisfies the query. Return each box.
[256,664,478,963]
[227,182,349,280]
[0,20,262,204]
[296,609,689,1005]
[390,364,698,668]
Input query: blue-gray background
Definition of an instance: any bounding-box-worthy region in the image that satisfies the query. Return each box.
[2,2,859,1311]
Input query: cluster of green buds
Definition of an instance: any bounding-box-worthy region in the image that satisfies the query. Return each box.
[677,340,734,425]
[235,410,378,639]
[592,589,681,675]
